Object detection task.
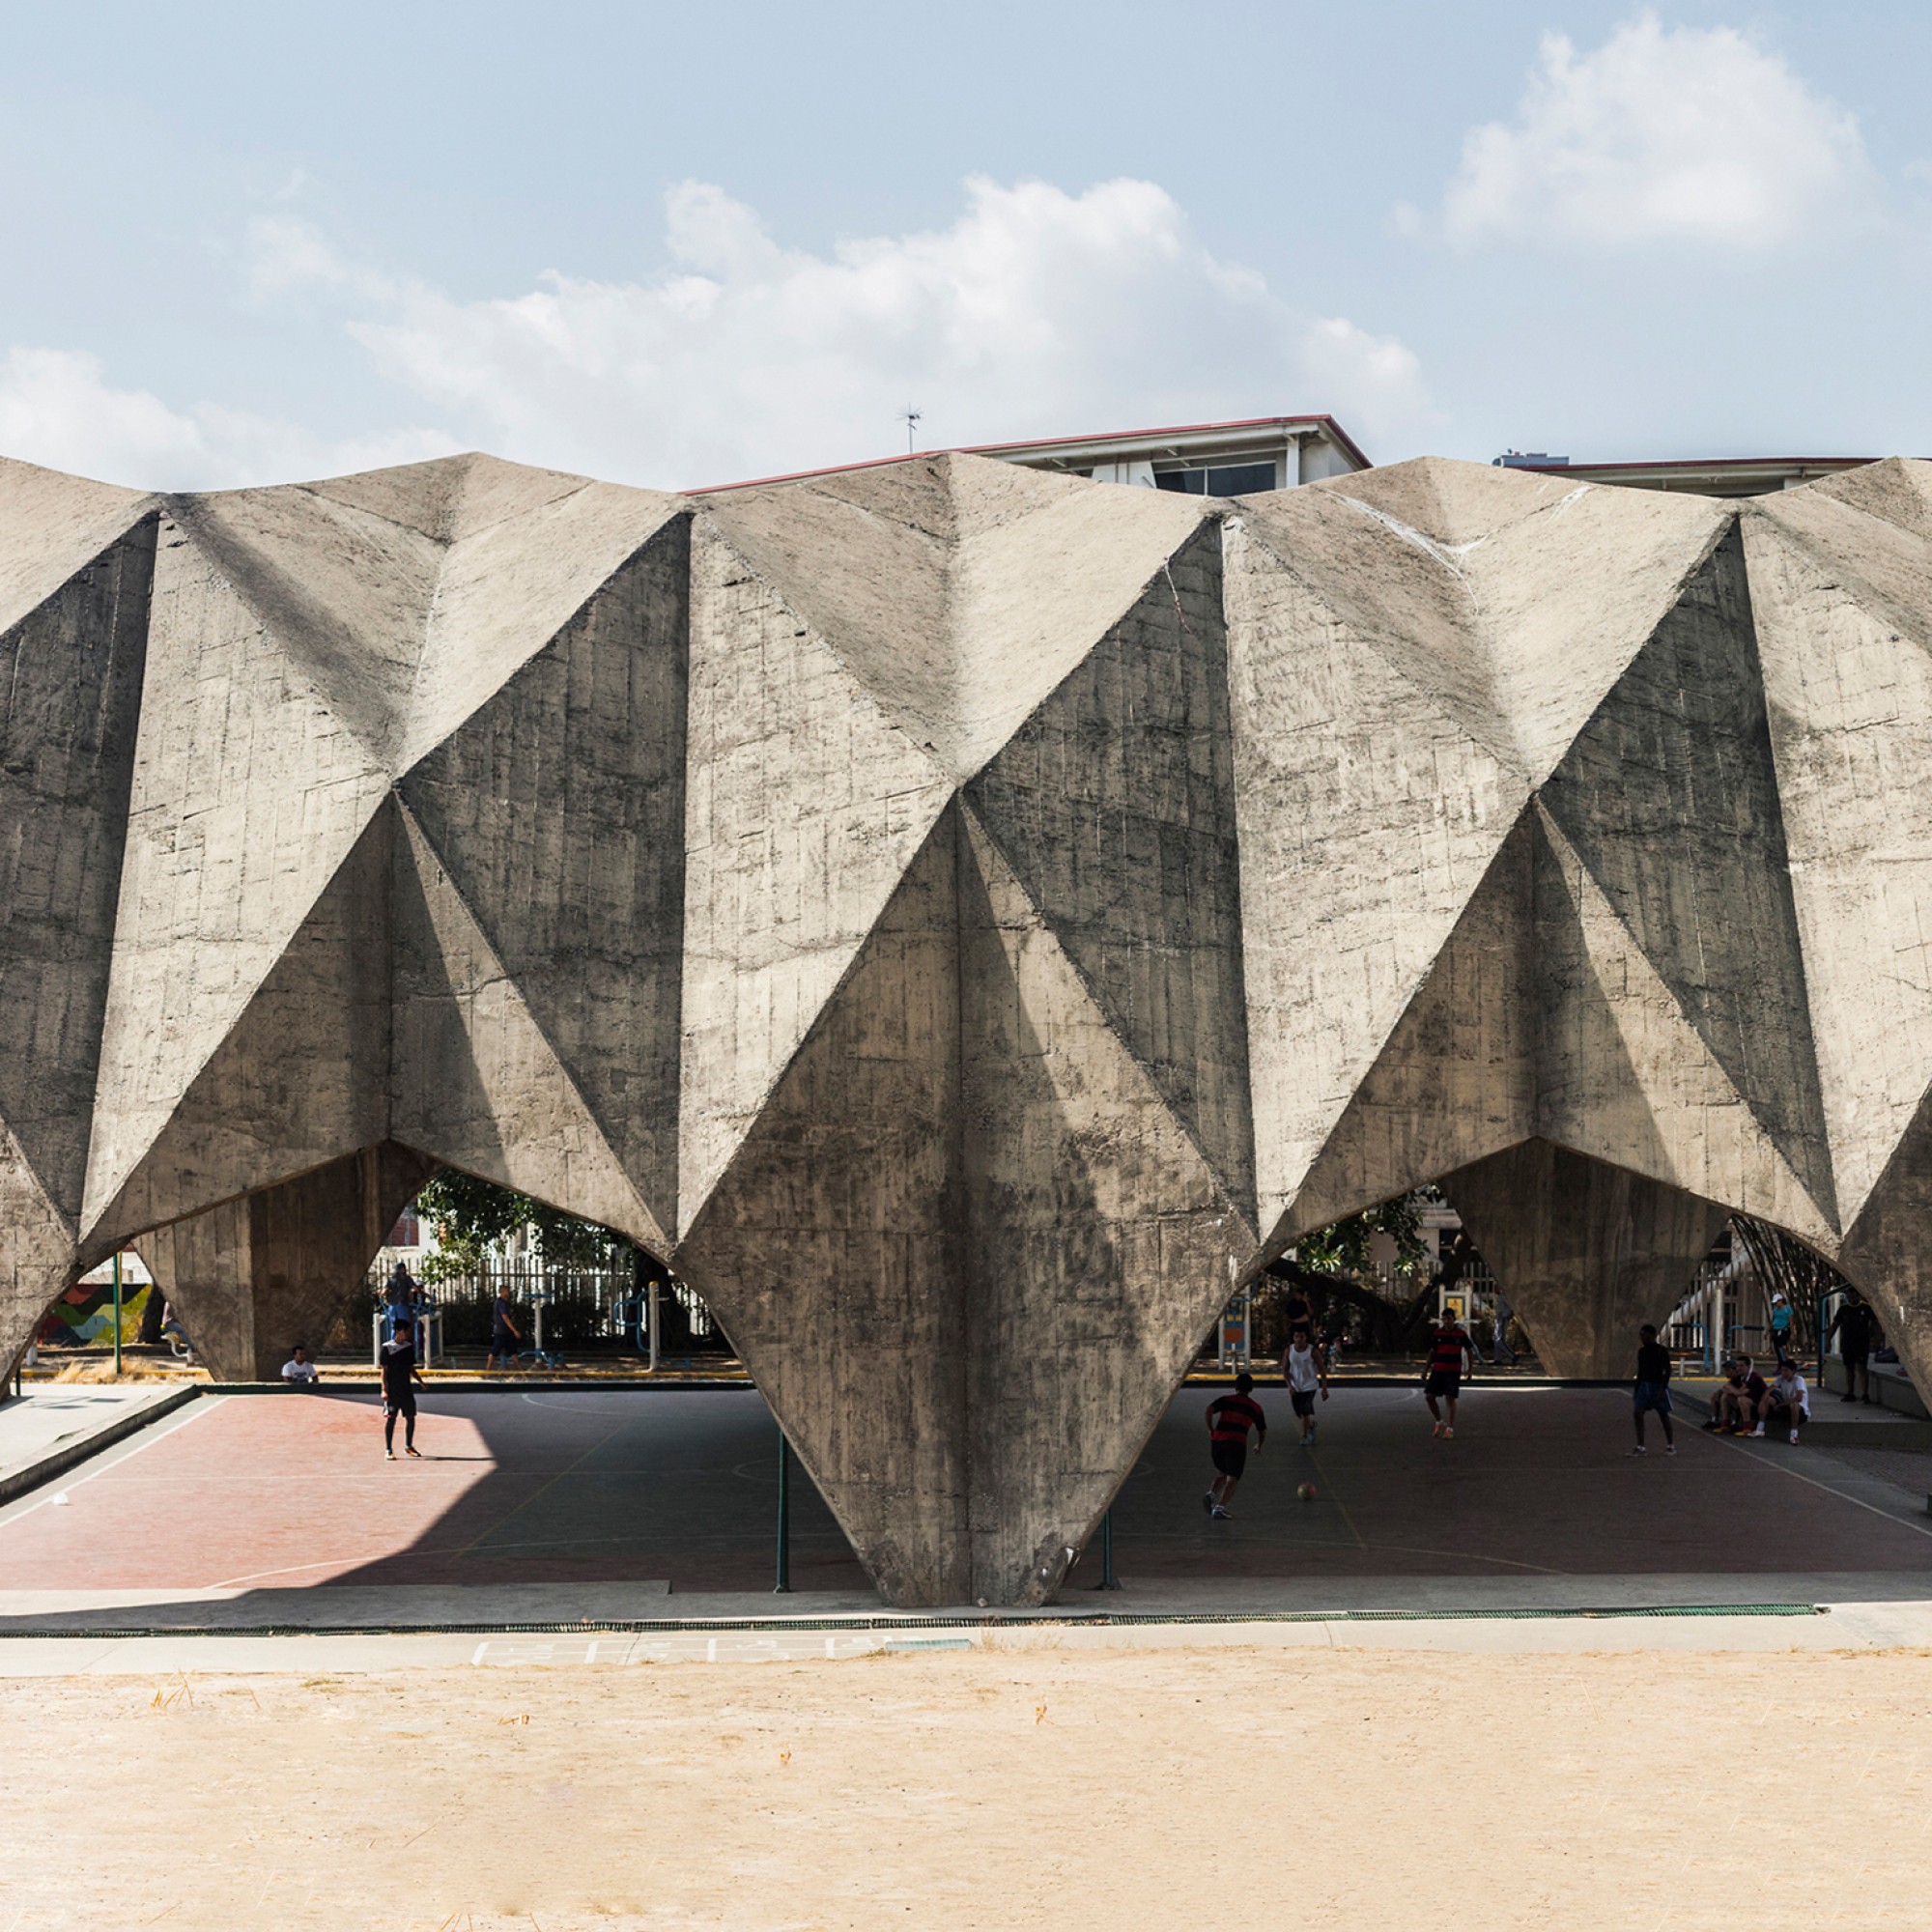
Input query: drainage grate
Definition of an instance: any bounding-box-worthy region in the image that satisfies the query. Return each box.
[0,1603,1827,1639]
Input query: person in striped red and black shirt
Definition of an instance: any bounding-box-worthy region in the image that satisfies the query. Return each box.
[1203,1373,1266,1520]
[1423,1311,1479,1438]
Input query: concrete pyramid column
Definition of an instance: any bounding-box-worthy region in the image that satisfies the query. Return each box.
[1739,464,1932,1405]
[677,801,1255,1607]
[0,480,156,1374]
[398,514,692,1239]
[1440,1140,1728,1378]
[141,1142,439,1382]
[1225,461,1733,1251]
[676,815,969,1605]
[955,807,1251,1601]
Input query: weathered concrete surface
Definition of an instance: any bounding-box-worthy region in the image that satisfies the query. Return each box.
[1440,1142,1729,1377]
[5,444,1932,1600]
[0,464,156,1377]
[141,1144,438,1381]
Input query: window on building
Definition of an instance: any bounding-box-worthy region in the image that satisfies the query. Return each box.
[388,1208,421,1247]
[1153,460,1278,497]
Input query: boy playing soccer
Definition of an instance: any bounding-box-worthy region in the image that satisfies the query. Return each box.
[1204,1373,1266,1520]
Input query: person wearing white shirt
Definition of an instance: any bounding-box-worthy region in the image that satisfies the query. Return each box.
[1281,1326,1329,1446]
[1753,1362,1809,1443]
[281,1344,321,1388]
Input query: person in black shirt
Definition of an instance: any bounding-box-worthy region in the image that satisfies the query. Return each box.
[1829,1293,1876,1405]
[380,1323,426,1460]
[1630,1323,1675,1455]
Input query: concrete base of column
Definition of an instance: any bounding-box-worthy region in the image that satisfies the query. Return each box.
[140,1143,438,1382]
[1441,1140,1728,1378]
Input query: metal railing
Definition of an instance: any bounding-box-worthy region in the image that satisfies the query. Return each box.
[357,1259,724,1356]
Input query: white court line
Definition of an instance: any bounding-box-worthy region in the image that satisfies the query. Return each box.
[1706,1431,1932,1543]
[0,1393,225,1530]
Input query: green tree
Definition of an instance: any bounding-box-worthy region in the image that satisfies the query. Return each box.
[1293,1193,1429,1280]
[411,1172,635,1286]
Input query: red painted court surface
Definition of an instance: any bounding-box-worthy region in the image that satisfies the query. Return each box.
[0,1385,1927,1602]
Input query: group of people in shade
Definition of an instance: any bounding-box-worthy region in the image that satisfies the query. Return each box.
[1634,1291,1883,1454]
[1204,1285,1888,1511]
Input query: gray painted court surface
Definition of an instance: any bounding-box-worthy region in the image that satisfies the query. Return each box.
[0,1383,1923,1671]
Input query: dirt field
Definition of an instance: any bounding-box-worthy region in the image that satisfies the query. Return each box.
[3,1642,1927,1930]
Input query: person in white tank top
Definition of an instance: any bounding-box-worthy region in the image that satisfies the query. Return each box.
[1282,1327,1329,1445]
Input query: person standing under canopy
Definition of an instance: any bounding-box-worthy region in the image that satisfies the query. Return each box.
[380,1321,426,1461]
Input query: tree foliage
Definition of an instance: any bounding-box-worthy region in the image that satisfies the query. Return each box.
[412,1171,639,1286]
[1292,1193,1429,1280]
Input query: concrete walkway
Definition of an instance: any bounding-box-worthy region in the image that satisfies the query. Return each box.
[0,1594,1928,1675]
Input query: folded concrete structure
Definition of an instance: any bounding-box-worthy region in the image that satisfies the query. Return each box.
[4,447,1931,1604]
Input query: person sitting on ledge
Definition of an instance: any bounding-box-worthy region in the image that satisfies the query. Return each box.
[280,1343,320,1388]
[1709,1354,1768,1435]
[1754,1359,1810,1444]
[1707,1355,1751,1433]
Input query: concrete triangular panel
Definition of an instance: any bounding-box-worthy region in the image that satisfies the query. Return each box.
[1541,525,1834,1222]
[399,519,689,1232]
[81,526,395,1234]
[957,804,1252,1602]
[696,463,955,762]
[1838,1067,1932,1403]
[700,456,1208,783]
[1743,499,1932,1228]
[391,805,670,1258]
[1440,1139,1729,1378]
[0,457,153,637]
[1223,515,1527,1232]
[944,455,1208,779]
[0,517,156,1224]
[0,1122,77,1374]
[675,519,953,1236]
[83,804,394,1248]
[1232,482,1520,778]
[305,450,588,546]
[1292,457,1738,782]
[1534,805,1837,1247]
[966,520,1254,1218]
[1278,807,1538,1245]
[400,480,684,772]
[165,486,444,764]
[676,812,969,1605]
[1802,455,1932,544]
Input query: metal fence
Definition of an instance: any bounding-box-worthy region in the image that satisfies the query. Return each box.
[344,1259,729,1356]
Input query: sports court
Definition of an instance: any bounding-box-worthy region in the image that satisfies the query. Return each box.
[2,1379,1926,1625]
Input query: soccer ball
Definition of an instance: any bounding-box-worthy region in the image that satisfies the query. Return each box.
[1296,1483,1317,1502]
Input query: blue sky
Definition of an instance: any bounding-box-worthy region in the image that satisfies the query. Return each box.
[1,2,1926,488]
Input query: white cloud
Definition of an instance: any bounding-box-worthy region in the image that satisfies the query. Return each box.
[0,345,459,491]
[262,176,1437,486]
[1296,318,1435,442]
[1435,12,1872,248]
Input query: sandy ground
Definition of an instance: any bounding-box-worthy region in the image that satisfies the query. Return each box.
[2,1643,1928,1930]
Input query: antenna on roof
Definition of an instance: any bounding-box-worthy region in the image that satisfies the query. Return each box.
[902,407,923,455]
